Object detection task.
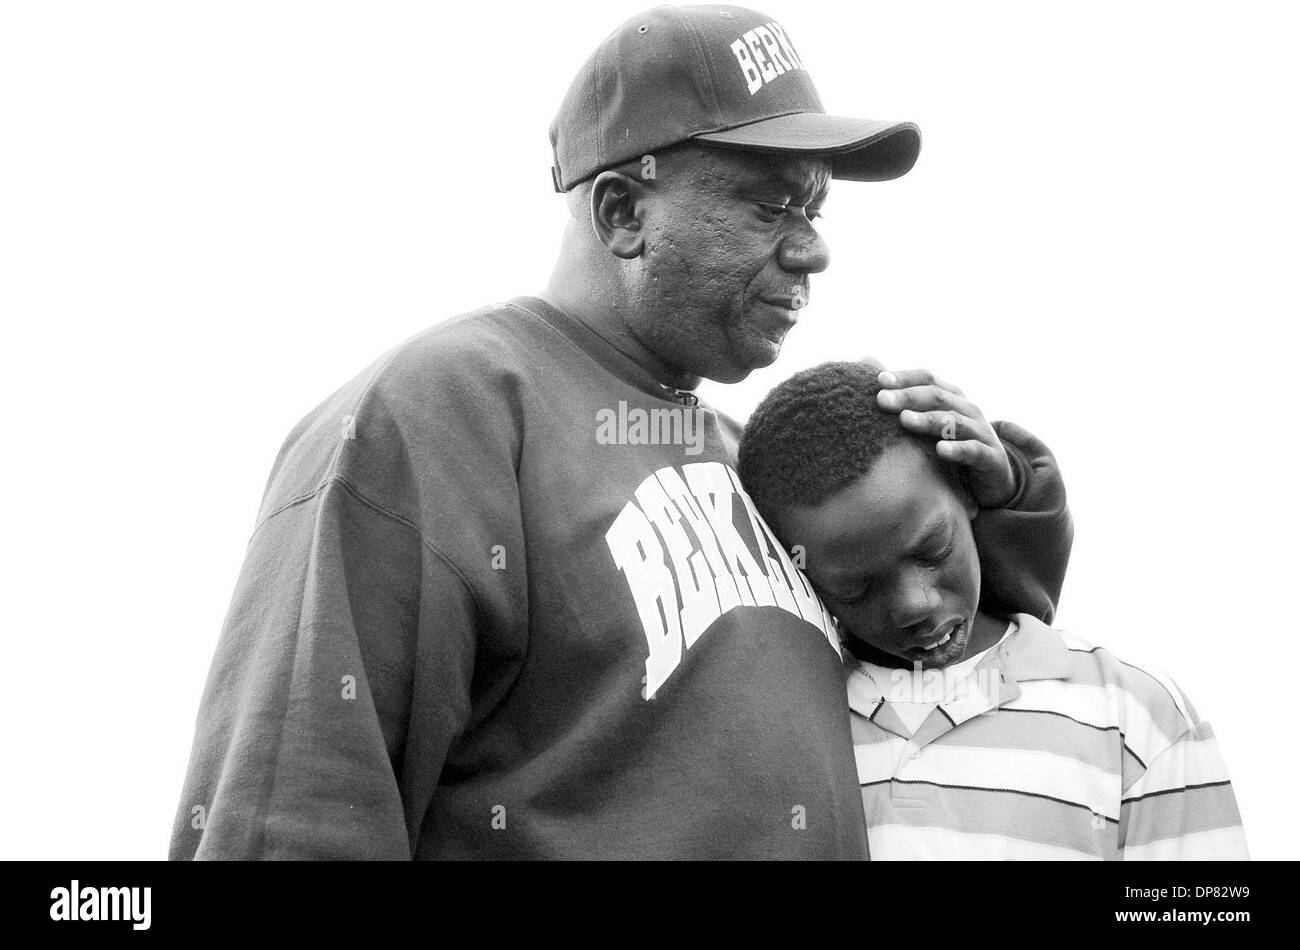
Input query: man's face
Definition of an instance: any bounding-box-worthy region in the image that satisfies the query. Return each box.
[628,146,831,384]
[776,441,982,670]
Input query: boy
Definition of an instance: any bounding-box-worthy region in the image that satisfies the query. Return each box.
[738,361,1248,859]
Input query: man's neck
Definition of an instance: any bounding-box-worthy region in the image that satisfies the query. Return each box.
[537,286,701,392]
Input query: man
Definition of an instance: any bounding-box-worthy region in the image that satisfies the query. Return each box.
[170,3,1071,859]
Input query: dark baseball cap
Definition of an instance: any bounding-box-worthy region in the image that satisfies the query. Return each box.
[549,3,921,192]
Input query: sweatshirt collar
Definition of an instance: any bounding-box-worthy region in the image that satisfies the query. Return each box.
[511,296,701,407]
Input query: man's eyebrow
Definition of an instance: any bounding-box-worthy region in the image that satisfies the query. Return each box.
[736,170,829,204]
[782,167,830,204]
[804,181,829,206]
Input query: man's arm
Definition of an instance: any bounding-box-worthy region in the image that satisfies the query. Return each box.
[169,343,516,859]
[971,420,1072,623]
[872,367,1073,622]
[169,473,478,860]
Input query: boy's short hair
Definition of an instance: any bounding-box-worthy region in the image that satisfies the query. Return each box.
[738,361,957,523]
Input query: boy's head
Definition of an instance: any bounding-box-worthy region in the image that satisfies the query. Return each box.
[738,361,981,668]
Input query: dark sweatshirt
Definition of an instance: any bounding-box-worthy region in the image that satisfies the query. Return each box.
[169,297,1071,859]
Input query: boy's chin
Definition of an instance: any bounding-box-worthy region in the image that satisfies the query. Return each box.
[893,618,972,669]
[849,618,974,670]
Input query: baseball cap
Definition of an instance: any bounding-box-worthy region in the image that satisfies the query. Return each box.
[549,3,921,192]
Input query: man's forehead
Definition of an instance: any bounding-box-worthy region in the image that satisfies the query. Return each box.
[743,158,829,194]
[694,147,830,196]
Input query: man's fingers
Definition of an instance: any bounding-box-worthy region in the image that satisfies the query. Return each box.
[878,384,980,418]
[935,438,1000,468]
[878,367,934,389]
[898,409,993,444]
[877,368,965,397]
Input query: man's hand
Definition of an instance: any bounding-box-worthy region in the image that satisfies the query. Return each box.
[873,366,1016,509]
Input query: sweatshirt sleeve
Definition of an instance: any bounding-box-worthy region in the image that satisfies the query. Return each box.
[972,420,1074,624]
[167,473,480,860]
[170,334,524,860]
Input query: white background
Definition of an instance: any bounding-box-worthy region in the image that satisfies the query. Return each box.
[2,0,1296,859]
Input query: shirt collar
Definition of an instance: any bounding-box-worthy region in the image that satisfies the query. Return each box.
[998,612,1073,682]
[846,613,1073,738]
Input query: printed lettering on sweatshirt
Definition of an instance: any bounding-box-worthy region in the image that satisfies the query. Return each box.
[605,461,840,699]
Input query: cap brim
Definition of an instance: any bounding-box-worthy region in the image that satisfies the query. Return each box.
[693,114,921,182]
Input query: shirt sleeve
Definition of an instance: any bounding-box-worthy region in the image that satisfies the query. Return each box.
[972,419,1074,624]
[1119,720,1250,860]
[168,474,480,859]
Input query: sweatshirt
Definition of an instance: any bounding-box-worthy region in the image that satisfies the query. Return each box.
[169,296,1073,859]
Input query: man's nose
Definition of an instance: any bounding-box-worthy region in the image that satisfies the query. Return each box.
[778,222,830,274]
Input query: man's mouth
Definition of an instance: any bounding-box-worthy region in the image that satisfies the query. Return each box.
[759,293,808,312]
[750,299,801,346]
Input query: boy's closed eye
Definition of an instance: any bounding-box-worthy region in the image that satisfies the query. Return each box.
[817,517,957,607]
[917,532,956,566]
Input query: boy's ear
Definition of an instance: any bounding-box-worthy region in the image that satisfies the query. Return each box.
[935,451,979,520]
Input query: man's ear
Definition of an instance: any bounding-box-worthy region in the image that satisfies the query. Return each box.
[589,170,648,259]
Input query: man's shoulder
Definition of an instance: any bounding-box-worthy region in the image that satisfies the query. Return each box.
[381,298,551,376]
[288,300,537,423]
[335,297,568,415]
[254,300,554,526]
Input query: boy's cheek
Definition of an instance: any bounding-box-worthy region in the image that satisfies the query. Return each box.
[832,605,881,647]
[953,543,984,604]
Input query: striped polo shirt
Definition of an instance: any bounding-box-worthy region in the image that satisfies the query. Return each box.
[848,613,1248,860]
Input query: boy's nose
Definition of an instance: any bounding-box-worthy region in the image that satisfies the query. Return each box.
[889,580,939,630]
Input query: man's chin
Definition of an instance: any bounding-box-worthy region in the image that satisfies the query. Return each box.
[737,336,787,376]
[692,334,787,384]
[701,352,774,384]
[707,363,761,384]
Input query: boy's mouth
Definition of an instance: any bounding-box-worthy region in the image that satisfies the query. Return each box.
[899,618,969,666]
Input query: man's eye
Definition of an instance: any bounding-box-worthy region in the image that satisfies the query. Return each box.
[756,201,823,224]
